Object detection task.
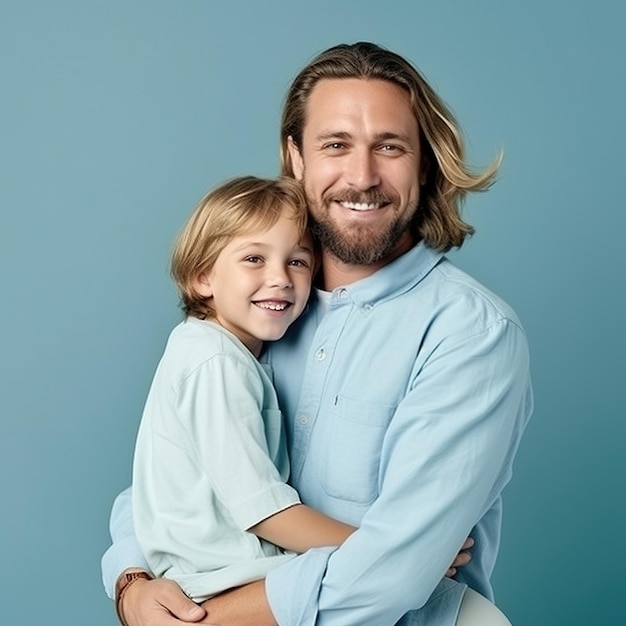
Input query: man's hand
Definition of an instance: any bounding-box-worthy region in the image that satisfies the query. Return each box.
[200,580,277,626]
[119,577,208,625]
[445,537,474,578]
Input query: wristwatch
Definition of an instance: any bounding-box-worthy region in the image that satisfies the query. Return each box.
[115,570,153,626]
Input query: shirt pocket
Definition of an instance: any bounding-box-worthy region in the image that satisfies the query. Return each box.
[320,395,396,504]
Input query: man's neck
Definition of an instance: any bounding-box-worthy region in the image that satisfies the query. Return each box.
[319,253,381,291]
[318,238,416,291]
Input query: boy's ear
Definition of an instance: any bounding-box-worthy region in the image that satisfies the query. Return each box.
[287,136,304,181]
[193,272,213,298]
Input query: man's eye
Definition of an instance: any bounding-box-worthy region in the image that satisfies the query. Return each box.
[324,142,346,150]
[380,144,401,152]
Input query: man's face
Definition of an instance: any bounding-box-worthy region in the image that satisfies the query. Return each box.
[288,78,424,266]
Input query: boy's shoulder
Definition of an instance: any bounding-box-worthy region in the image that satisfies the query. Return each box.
[166,318,248,361]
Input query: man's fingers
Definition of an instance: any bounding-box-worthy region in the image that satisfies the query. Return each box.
[122,578,207,626]
[445,537,474,576]
[156,581,206,622]
[451,550,472,567]
[461,537,474,550]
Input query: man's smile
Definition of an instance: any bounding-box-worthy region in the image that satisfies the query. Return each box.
[337,200,386,212]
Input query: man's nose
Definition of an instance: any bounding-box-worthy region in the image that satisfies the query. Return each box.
[346,149,381,190]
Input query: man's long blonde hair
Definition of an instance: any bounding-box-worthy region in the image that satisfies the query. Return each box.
[280,42,501,252]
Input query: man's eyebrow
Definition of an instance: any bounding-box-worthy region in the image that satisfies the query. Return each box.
[315,130,352,142]
[314,130,412,143]
[373,131,412,143]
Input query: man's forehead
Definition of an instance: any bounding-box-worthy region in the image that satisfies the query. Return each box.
[303,77,418,136]
[308,76,407,97]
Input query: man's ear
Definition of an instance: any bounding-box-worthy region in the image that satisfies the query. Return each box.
[193,272,213,298]
[287,136,304,181]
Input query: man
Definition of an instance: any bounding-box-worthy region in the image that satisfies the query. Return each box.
[102,42,532,625]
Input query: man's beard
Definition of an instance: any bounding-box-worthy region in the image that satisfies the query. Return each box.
[308,189,418,266]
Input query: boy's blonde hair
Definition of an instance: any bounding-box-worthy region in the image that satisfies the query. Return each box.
[171,176,309,319]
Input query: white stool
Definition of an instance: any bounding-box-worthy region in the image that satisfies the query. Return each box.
[456,588,512,626]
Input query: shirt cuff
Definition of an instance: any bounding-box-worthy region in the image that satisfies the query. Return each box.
[101,535,151,599]
[232,482,301,531]
[265,547,334,626]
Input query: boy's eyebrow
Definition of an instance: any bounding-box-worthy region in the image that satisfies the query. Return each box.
[296,243,315,256]
[230,240,313,254]
[229,240,269,252]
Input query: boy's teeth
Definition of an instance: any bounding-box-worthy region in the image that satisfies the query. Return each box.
[257,302,288,310]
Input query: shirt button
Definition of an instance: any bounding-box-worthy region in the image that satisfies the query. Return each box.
[315,347,326,361]
[338,288,348,299]
[298,415,309,426]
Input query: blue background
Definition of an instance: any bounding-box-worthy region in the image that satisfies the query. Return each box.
[1,1,624,624]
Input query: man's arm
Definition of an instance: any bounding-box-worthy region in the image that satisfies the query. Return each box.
[103,488,208,625]
[101,487,150,599]
[198,539,475,626]
[110,495,471,626]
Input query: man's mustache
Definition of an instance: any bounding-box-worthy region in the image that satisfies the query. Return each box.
[323,188,398,205]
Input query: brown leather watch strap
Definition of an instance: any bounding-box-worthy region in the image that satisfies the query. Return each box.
[115,570,153,626]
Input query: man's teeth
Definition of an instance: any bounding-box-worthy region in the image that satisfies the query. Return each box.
[256,302,289,311]
[339,201,381,211]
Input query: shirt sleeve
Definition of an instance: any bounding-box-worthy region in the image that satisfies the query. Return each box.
[173,352,300,530]
[100,486,150,599]
[266,318,533,625]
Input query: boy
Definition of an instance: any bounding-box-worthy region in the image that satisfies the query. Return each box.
[131,176,354,618]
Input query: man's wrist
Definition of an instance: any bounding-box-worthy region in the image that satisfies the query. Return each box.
[115,568,153,626]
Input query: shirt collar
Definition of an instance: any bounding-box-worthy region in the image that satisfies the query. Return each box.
[323,242,443,310]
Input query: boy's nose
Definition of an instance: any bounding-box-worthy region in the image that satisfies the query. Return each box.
[265,265,292,288]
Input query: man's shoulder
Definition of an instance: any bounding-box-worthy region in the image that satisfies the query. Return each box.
[425,257,524,329]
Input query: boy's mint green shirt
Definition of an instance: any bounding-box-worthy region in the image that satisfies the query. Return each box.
[102,242,532,625]
[133,319,300,602]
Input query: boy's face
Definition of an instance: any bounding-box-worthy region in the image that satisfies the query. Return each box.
[196,211,314,357]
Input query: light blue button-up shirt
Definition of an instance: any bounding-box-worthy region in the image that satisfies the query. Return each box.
[263,242,532,625]
[102,242,532,625]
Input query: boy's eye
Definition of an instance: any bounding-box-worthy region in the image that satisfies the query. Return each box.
[244,256,263,264]
[289,258,311,268]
